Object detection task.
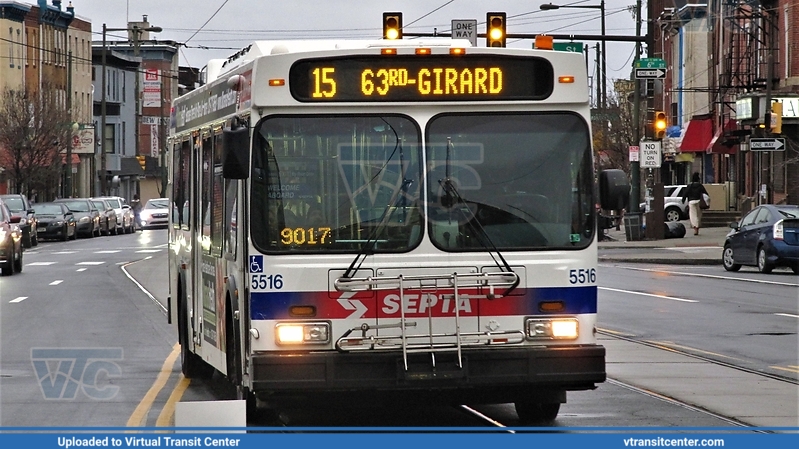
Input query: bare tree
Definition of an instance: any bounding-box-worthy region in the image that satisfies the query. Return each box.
[0,84,71,201]
[596,80,640,174]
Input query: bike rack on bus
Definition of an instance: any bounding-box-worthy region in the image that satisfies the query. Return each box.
[334,272,523,371]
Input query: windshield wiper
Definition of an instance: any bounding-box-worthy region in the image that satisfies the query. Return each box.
[439,137,518,293]
[342,118,412,279]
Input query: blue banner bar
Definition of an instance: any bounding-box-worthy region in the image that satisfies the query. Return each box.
[0,430,797,449]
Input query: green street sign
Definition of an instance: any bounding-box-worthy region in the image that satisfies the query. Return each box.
[553,42,584,53]
[636,58,666,69]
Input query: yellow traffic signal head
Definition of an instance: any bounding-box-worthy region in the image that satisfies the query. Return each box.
[654,111,667,139]
[136,155,146,171]
[771,101,783,134]
[383,12,402,40]
[486,12,506,47]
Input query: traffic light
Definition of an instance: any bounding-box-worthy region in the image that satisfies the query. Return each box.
[136,155,146,171]
[486,12,506,47]
[770,101,783,134]
[383,12,402,40]
[653,110,667,140]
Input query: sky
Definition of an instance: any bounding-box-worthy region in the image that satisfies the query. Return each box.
[70,0,645,99]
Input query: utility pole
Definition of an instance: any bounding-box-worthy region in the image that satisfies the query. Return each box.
[100,21,161,197]
[595,44,601,110]
[100,24,108,196]
[66,49,73,198]
[630,0,643,214]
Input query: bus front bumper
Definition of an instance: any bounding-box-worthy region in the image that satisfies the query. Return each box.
[250,345,605,402]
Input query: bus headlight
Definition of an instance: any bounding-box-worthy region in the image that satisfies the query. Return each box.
[275,322,330,345]
[525,317,579,340]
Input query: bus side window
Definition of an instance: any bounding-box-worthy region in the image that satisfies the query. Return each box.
[201,132,213,253]
[225,185,237,257]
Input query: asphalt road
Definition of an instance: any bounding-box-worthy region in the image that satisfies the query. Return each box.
[0,230,173,427]
[598,263,799,381]
[1,231,795,428]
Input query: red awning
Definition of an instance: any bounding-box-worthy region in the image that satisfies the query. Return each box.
[708,120,739,154]
[679,116,714,153]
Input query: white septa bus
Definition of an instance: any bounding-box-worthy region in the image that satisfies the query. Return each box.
[167,37,629,424]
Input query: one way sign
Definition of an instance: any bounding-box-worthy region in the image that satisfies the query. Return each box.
[451,19,477,46]
[750,138,786,151]
[635,68,666,79]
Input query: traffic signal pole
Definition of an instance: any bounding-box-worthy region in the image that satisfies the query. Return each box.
[629,0,643,215]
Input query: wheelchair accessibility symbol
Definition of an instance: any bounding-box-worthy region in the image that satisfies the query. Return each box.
[249,255,264,273]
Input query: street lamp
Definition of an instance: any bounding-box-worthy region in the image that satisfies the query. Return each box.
[100,22,162,196]
[540,1,606,109]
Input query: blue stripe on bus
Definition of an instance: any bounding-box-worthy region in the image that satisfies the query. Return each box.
[250,286,597,320]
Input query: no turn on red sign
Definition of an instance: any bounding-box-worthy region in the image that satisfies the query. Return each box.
[640,140,662,168]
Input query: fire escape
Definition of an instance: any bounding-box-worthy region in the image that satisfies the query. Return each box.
[717,0,780,142]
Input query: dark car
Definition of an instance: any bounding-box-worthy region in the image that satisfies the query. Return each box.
[91,198,118,236]
[722,204,799,274]
[33,203,77,241]
[0,193,38,248]
[54,198,101,238]
[0,198,24,275]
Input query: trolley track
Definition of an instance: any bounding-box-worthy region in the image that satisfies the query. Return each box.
[599,330,799,386]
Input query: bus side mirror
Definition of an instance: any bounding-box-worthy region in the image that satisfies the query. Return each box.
[599,169,630,212]
[223,126,250,179]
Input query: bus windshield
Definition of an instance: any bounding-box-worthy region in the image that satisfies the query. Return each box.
[426,112,594,250]
[250,112,594,253]
[251,115,423,253]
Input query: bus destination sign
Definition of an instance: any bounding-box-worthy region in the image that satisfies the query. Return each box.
[289,55,554,102]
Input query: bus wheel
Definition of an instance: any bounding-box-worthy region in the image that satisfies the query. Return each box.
[179,297,213,379]
[225,304,242,385]
[514,401,560,425]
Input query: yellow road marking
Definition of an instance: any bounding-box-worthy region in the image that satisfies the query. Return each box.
[127,343,181,427]
[770,365,799,374]
[156,374,191,427]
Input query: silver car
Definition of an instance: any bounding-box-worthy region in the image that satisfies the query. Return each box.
[140,198,170,229]
[94,196,135,234]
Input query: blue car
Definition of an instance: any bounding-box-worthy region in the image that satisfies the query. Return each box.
[722,204,799,274]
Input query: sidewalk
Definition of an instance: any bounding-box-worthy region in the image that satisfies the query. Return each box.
[598,219,727,265]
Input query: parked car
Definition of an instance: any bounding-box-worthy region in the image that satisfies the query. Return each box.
[0,193,38,248]
[54,198,101,238]
[0,198,23,275]
[94,196,134,234]
[91,198,118,236]
[722,204,799,274]
[33,202,77,241]
[140,198,170,229]
[641,185,689,222]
